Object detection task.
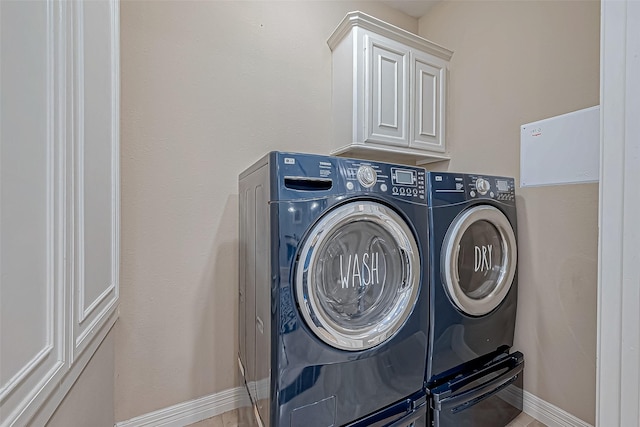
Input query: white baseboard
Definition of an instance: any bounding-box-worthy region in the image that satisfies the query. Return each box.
[114,386,251,427]
[522,390,593,427]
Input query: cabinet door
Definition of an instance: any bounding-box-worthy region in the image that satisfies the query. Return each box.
[365,34,410,147]
[411,52,446,152]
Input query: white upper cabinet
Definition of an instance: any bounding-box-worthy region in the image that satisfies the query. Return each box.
[328,11,452,164]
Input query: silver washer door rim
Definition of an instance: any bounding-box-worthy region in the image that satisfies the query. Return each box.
[442,205,517,316]
[295,201,421,351]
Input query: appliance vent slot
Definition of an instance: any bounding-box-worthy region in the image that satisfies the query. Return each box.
[284,177,333,191]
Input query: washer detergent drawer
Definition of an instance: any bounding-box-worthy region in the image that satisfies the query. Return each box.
[430,352,524,427]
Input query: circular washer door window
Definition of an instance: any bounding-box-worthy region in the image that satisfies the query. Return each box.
[295,201,421,351]
[442,205,517,316]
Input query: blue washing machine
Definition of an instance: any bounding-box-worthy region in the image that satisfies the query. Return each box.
[425,172,524,426]
[238,152,430,427]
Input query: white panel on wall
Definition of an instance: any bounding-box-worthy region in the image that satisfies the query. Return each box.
[80,0,114,310]
[1,0,50,379]
[0,0,66,424]
[72,0,119,360]
[520,106,600,187]
[0,0,119,424]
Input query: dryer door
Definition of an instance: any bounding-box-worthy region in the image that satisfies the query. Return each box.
[295,201,421,351]
[442,205,517,316]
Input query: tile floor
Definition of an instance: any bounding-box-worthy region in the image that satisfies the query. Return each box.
[187,407,546,427]
[187,406,255,427]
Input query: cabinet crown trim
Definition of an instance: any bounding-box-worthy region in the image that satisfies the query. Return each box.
[327,11,453,61]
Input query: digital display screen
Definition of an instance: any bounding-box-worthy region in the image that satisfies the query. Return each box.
[496,180,510,192]
[395,170,414,185]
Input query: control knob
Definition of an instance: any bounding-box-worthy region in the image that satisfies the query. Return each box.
[476,178,491,195]
[357,165,377,188]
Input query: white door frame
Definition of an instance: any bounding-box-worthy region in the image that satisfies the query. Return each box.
[596,0,640,425]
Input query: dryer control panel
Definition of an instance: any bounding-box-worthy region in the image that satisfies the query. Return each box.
[428,172,516,206]
[468,175,515,202]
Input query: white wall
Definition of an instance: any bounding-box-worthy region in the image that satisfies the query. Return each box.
[116,1,418,422]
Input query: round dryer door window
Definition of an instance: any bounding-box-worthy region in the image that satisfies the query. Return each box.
[442,205,517,316]
[295,201,421,351]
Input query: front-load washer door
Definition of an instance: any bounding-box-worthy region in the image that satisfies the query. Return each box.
[295,201,421,351]
[442,205,517,317]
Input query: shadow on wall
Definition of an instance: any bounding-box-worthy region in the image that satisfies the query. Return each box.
[513,186,597,422]
[190,194,240,396]
[512,194,542,394]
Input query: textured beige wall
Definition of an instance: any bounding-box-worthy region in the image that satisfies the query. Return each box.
[46,331,115,427]
[418,1,599,424]
[117,1,418,422]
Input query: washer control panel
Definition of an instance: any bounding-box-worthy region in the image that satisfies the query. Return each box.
[343,159,426,203]
[276,153,426,204]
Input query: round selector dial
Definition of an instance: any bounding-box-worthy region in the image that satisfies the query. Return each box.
[357,165,377,188]
[475,178,491,195]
